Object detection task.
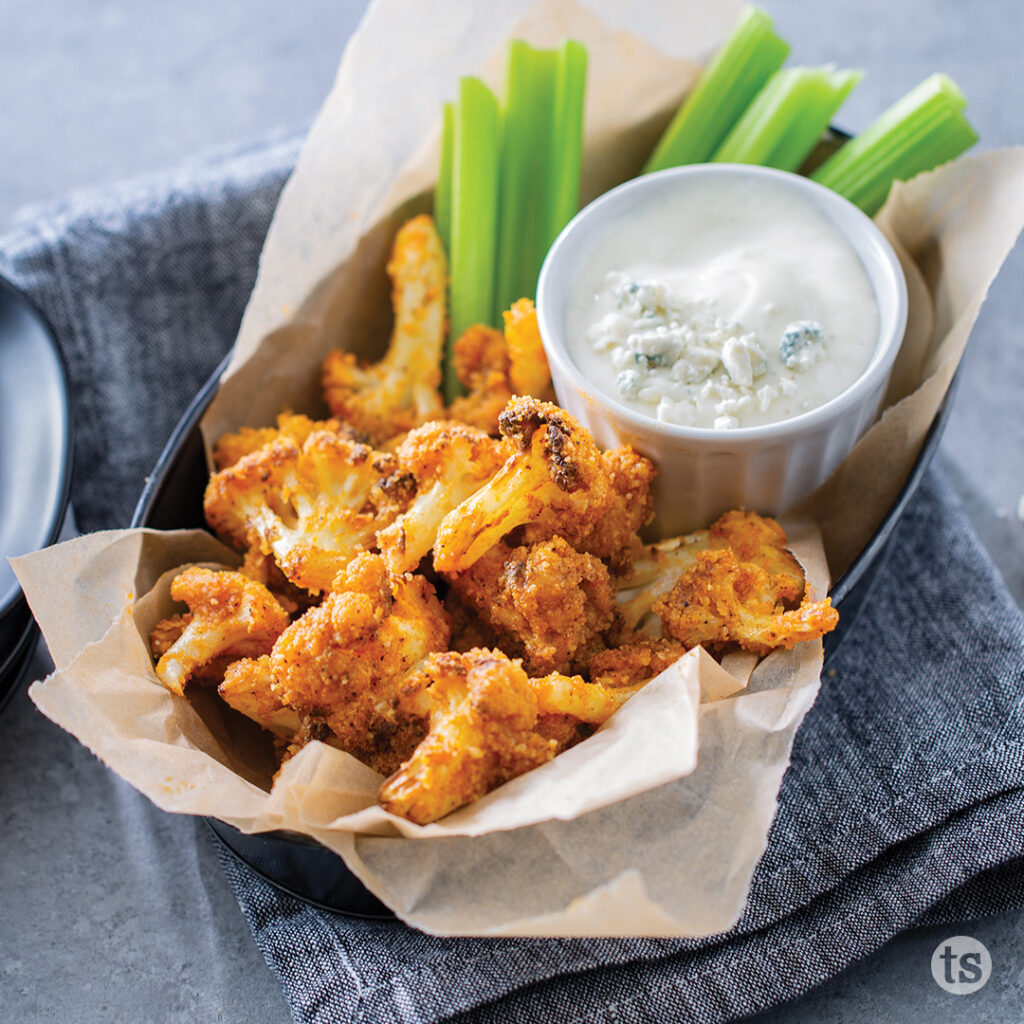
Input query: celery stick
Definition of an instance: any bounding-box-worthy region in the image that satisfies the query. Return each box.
[544,40,588,252]
[643,6,789,172]
[447,76,500,402]
[435,102,454,255]
[713,66,861,171]
[812,73,978,216]
[494,42,557,319]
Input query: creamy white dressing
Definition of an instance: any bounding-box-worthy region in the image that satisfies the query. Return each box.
[565,176,879,429]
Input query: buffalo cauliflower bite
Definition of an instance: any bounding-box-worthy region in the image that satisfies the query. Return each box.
[376,421,505,574]
[433,398,619,572]
[534,713,587,751]
[529,670,642,723]
[379,648,557,824]
[152,567,290,696]
[446,299,553,436]
[446,536,618,675]
[502,298,552,398]
[218,655,301,739]
[238,546,319,616]
[574,445,656,573]
[269,553,450,774]
[587,638,690,689]
[447,324,514,435]
[203,429,406,594]
[654,548,838,655]
[213,412,362,471]
[708,509,805,604]
[322,214,446,443]
[616,533,711,634]
[617,510,807,632]
[150,614,188,661]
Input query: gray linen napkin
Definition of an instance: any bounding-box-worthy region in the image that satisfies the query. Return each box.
[3,141,1022,1024]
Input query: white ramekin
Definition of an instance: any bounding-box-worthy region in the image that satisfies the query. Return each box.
[536,164,908,537]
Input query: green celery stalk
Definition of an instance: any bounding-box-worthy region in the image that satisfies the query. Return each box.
[543,40,588,256]
[435,102,454,255]
[494,42,557,320]
[447,76,500,402]
[713,66,861,171]
[643,6,789,172]
[812,73,979,216]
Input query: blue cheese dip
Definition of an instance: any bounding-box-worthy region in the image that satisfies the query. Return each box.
[565,175,879,430]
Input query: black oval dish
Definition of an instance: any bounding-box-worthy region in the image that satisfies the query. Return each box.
[0,276,73,710]
[132,351,955,916]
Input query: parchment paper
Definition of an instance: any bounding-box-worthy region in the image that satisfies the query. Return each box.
[12,0,1024,936]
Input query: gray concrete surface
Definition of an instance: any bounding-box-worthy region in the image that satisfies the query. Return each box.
[1,2,1022,1023]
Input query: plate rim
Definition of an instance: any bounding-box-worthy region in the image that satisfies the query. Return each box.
[0,274,74,623]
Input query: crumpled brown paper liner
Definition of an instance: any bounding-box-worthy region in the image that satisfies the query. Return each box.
[12,0,1024,935]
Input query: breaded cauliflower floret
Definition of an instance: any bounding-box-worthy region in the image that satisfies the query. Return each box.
[709,509,805,604]
[204,430,405,593]
[534,713,587,752]
[218,655,301,739]
[269,553,450,773]
[151,567,290,696]
[446,536,617,675]
[213,412,361,471]
[587,638,690,688]
[502,298,551,398]
[376,421,504,573]
[432,398,612,572]
[446,299,553,436]
[616,533,711,634]
[529,670,642,723]
[572,446,656,573]
[616,510,807,633]
[447,324,513,435]
[379,648,557,824]
[238,547,317,616]
[654,549,838,655]
[322,215,446,443]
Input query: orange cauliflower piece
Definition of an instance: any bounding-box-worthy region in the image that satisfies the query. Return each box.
[376,420,504,573]
[218,655,301,739]
[502,298,551,397]
[322,215,446,443]
[654,549,838,655]
[617,510,808,633]
[709,509,805,604]
[587,638,690,688]
[213,412,362,471]
[269,553,450,773]
[529,670,642,723]
[432,398,610,572]
[576,445,656,573]
[151,567,290,696]
[203,430,406,593]
[447,324,513,435]
[432,398,654,573]
[379,648,557,824]
[446,299,553,435]
[446,536,617,675]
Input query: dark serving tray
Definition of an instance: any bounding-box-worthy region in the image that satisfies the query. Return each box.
[130,351,956,916]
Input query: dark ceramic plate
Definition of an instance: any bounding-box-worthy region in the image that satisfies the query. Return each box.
[0,276,73,707]
[131,349,956,916]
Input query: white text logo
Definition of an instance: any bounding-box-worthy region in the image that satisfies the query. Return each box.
[930,935,992,995]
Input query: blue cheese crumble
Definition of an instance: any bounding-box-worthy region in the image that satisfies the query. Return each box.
[779,321,826,370]
[585,273,822,429]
